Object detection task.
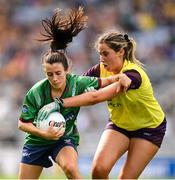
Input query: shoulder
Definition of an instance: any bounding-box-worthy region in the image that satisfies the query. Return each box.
[83,64,100,77]
[69,73,98,83]
[27,79,49,96]
[66,73,79,81]
[123,61,144,71]
[123,61,149,78]
[122,61,151,89]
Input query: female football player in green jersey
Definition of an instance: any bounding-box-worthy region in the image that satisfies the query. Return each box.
[39,32,166,179]
[18,7,129,179]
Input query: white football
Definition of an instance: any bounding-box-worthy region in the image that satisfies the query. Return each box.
[37,111,66,130]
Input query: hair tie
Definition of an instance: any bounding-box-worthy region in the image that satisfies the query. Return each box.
[124,34,130,42]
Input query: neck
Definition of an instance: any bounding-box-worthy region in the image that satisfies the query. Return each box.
[51,82,66,98]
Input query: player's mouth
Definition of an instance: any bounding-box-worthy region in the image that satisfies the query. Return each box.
[102,63,109,69]
[52,82,58,86]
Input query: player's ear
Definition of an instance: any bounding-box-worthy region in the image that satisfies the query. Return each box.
[65,69,69,74]
[67,61,72,73]
[118,48,125,57]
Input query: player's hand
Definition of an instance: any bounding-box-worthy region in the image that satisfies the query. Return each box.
[117,74,131,92]
[43,122,65,140]
[37,98,64,121]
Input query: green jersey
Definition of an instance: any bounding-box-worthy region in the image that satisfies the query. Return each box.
[20,73,100,146]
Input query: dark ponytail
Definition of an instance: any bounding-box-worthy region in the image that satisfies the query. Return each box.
[40,7,88,51]
[38,6,88,69]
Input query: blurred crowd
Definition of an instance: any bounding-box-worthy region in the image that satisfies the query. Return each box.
[0,0,175,155]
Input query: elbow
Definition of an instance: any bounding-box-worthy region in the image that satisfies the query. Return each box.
[88,92,101,104]
[18,121,23,130]
[18,120,25,131]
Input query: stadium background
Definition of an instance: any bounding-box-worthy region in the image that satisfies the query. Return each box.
[0,0,175,178]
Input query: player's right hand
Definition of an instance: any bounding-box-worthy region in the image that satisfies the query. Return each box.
[43,122,65,140]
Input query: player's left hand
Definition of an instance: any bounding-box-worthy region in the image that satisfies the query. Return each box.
[37,98,64,121]
[117,74,131,92]
[42,122,65,140]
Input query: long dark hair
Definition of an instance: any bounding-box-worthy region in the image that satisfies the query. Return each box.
[39,6,88,70]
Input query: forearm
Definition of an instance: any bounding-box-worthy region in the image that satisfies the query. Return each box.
[18,120,45,138]
[64,82,121,107]
[64,92,101,107]
[101,73,132,92]
[100,75,118,88]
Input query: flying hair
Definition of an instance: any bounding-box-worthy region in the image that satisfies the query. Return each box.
[39,6,88,51]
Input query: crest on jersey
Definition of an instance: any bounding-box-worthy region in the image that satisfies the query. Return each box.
[22,104,29,114]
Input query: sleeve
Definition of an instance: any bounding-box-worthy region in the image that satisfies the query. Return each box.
[124,70,142,89]
[19,90,38,122]
[76,75,101,94]
[83,64,100,77]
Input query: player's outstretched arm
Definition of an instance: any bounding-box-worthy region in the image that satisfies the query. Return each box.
[101,73,131,91]
[64,81,122,107]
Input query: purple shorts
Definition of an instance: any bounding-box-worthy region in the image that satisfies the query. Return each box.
[105,118,166,148]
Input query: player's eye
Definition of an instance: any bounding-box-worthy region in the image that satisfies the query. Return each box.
[55,72,62,76]
[47,72,53,77]
[100,51,108,57]
[103,52,108,57]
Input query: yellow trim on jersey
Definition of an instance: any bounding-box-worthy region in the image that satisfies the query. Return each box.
[100,61,165,130]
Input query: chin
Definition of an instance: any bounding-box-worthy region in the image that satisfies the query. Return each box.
[105,67,112,72]
[104,66,109,70]
[52,84,59,89]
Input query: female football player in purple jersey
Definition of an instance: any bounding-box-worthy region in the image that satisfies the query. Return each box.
[61,32,166,179]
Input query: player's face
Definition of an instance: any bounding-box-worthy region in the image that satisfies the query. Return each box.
[43,62,68,90]
[98,43,124,74]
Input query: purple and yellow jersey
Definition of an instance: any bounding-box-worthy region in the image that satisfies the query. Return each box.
[84,61,165,131]
[84,63,141,89]
[20,73,101,145]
